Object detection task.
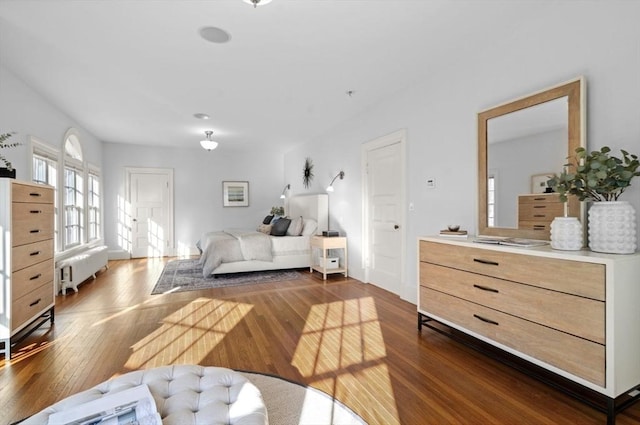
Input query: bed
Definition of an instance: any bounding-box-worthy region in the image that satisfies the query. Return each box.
[197,194,328,276]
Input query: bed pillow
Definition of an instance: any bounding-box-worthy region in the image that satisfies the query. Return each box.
[301,218,318,236]
[286,216,304,236]
[270,218,291,236]
[262,215,274,225]
[257,224,272,234]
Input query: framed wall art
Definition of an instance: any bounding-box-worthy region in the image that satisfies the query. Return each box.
[222,181,249,207]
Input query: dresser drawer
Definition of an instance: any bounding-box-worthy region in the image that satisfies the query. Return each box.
[12,258,54,301]
[419,262,604,344]
[420,287,605,386]
[12,203,55,246]
[11,282,54,332]
[518,194,562,205]
[12,239,54,271]
[519,202,565,222]
[12,182,54,204]
[419,241,605,301]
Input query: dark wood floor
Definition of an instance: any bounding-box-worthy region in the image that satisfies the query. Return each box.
[1,258,639,425]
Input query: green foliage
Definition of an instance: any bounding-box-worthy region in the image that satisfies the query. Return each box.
[0,132,21,171]
[547,146,640,202]
[270,206,285,216]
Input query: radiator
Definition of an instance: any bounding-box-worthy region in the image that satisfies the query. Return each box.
[58,245,109,295]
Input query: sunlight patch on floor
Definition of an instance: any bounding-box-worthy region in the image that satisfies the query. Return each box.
[291,296,400,424]
[124,297,252,369]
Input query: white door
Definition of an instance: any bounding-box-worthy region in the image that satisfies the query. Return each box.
[363,130,406,296]
[127,168,174,258]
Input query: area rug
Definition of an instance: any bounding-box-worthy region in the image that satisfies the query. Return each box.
[151,258,302,294]
[239,371,367,425]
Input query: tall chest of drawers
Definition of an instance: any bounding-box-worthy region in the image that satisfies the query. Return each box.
[418,237,640,423]
[0,180,55,359]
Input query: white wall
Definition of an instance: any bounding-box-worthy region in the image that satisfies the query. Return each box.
[0,66,103,178]
[284,2,640,303]
[101,143,286,257]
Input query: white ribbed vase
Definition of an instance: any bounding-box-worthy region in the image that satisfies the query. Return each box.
[588,201,637,254]
[550,217,583,251]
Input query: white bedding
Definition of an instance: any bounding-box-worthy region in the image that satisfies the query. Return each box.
[197,229,311,277]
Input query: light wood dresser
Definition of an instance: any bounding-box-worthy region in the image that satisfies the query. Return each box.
[0,180,55,359]
[517,193,564,238]
[418,236,640,424]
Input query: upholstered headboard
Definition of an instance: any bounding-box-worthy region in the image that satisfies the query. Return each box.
[287,194,328,234]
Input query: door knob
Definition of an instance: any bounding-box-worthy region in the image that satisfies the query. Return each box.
[394,224,400,230]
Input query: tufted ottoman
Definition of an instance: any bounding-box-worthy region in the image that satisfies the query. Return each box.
[21,365,268,425]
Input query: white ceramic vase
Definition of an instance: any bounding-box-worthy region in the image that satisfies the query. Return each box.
[588,201,637,254]
[550,217,583,251]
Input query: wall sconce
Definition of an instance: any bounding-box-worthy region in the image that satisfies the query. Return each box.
[280,184,290,199]
[326,171,345,192]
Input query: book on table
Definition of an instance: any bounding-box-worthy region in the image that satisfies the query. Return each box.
[439,229,468,238]
[474,237,549,247]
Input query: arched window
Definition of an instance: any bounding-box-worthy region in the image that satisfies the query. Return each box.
[63,129,85,249]
[31,128,102,252]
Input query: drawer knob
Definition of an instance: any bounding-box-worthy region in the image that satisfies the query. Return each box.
[30,273,42,281]
[473,284,499,293]
[30,210,42,214]
[30,251,41,256]
[30,229,41,234]
[473,314,499,326]
[29,298,42,307]
[29,192,42,197]
[473,258,499,266]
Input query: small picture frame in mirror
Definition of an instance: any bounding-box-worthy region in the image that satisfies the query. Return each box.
[531,173,553,194]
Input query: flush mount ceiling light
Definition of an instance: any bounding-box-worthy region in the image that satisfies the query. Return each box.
[243,0,273,8]
[193,113,210,120]
[200,131,219,151]
[199,27,231,43]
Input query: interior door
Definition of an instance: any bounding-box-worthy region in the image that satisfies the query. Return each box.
[128,168,173,258]
[364,131,405,296]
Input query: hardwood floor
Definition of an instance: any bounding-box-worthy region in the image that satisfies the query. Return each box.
[1,258,639,425]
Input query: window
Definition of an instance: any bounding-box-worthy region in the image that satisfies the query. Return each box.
[64,165,84,248]
[62,128,85,250]
[31,137,60,250]
[88,168,101,241]
[31,129,102,252]
[487,174,496,227]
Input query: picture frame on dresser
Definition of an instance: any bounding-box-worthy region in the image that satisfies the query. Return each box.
[531,173,552,193]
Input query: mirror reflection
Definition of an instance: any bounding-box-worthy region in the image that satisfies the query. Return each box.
[487,97,568,228]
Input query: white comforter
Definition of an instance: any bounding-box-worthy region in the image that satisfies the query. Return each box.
[198,229,272,277]
[197,229,312,277]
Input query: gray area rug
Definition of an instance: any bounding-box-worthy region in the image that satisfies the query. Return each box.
[239,371,367,425]
[151,258,302,294]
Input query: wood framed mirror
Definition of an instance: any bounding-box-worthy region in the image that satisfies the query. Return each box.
[478,77,585,240]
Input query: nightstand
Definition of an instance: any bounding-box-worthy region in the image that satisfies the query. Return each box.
[310,235,348,280]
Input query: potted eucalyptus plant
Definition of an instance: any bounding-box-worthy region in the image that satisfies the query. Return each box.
[0,132,21,178]
[548,146,640,254]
